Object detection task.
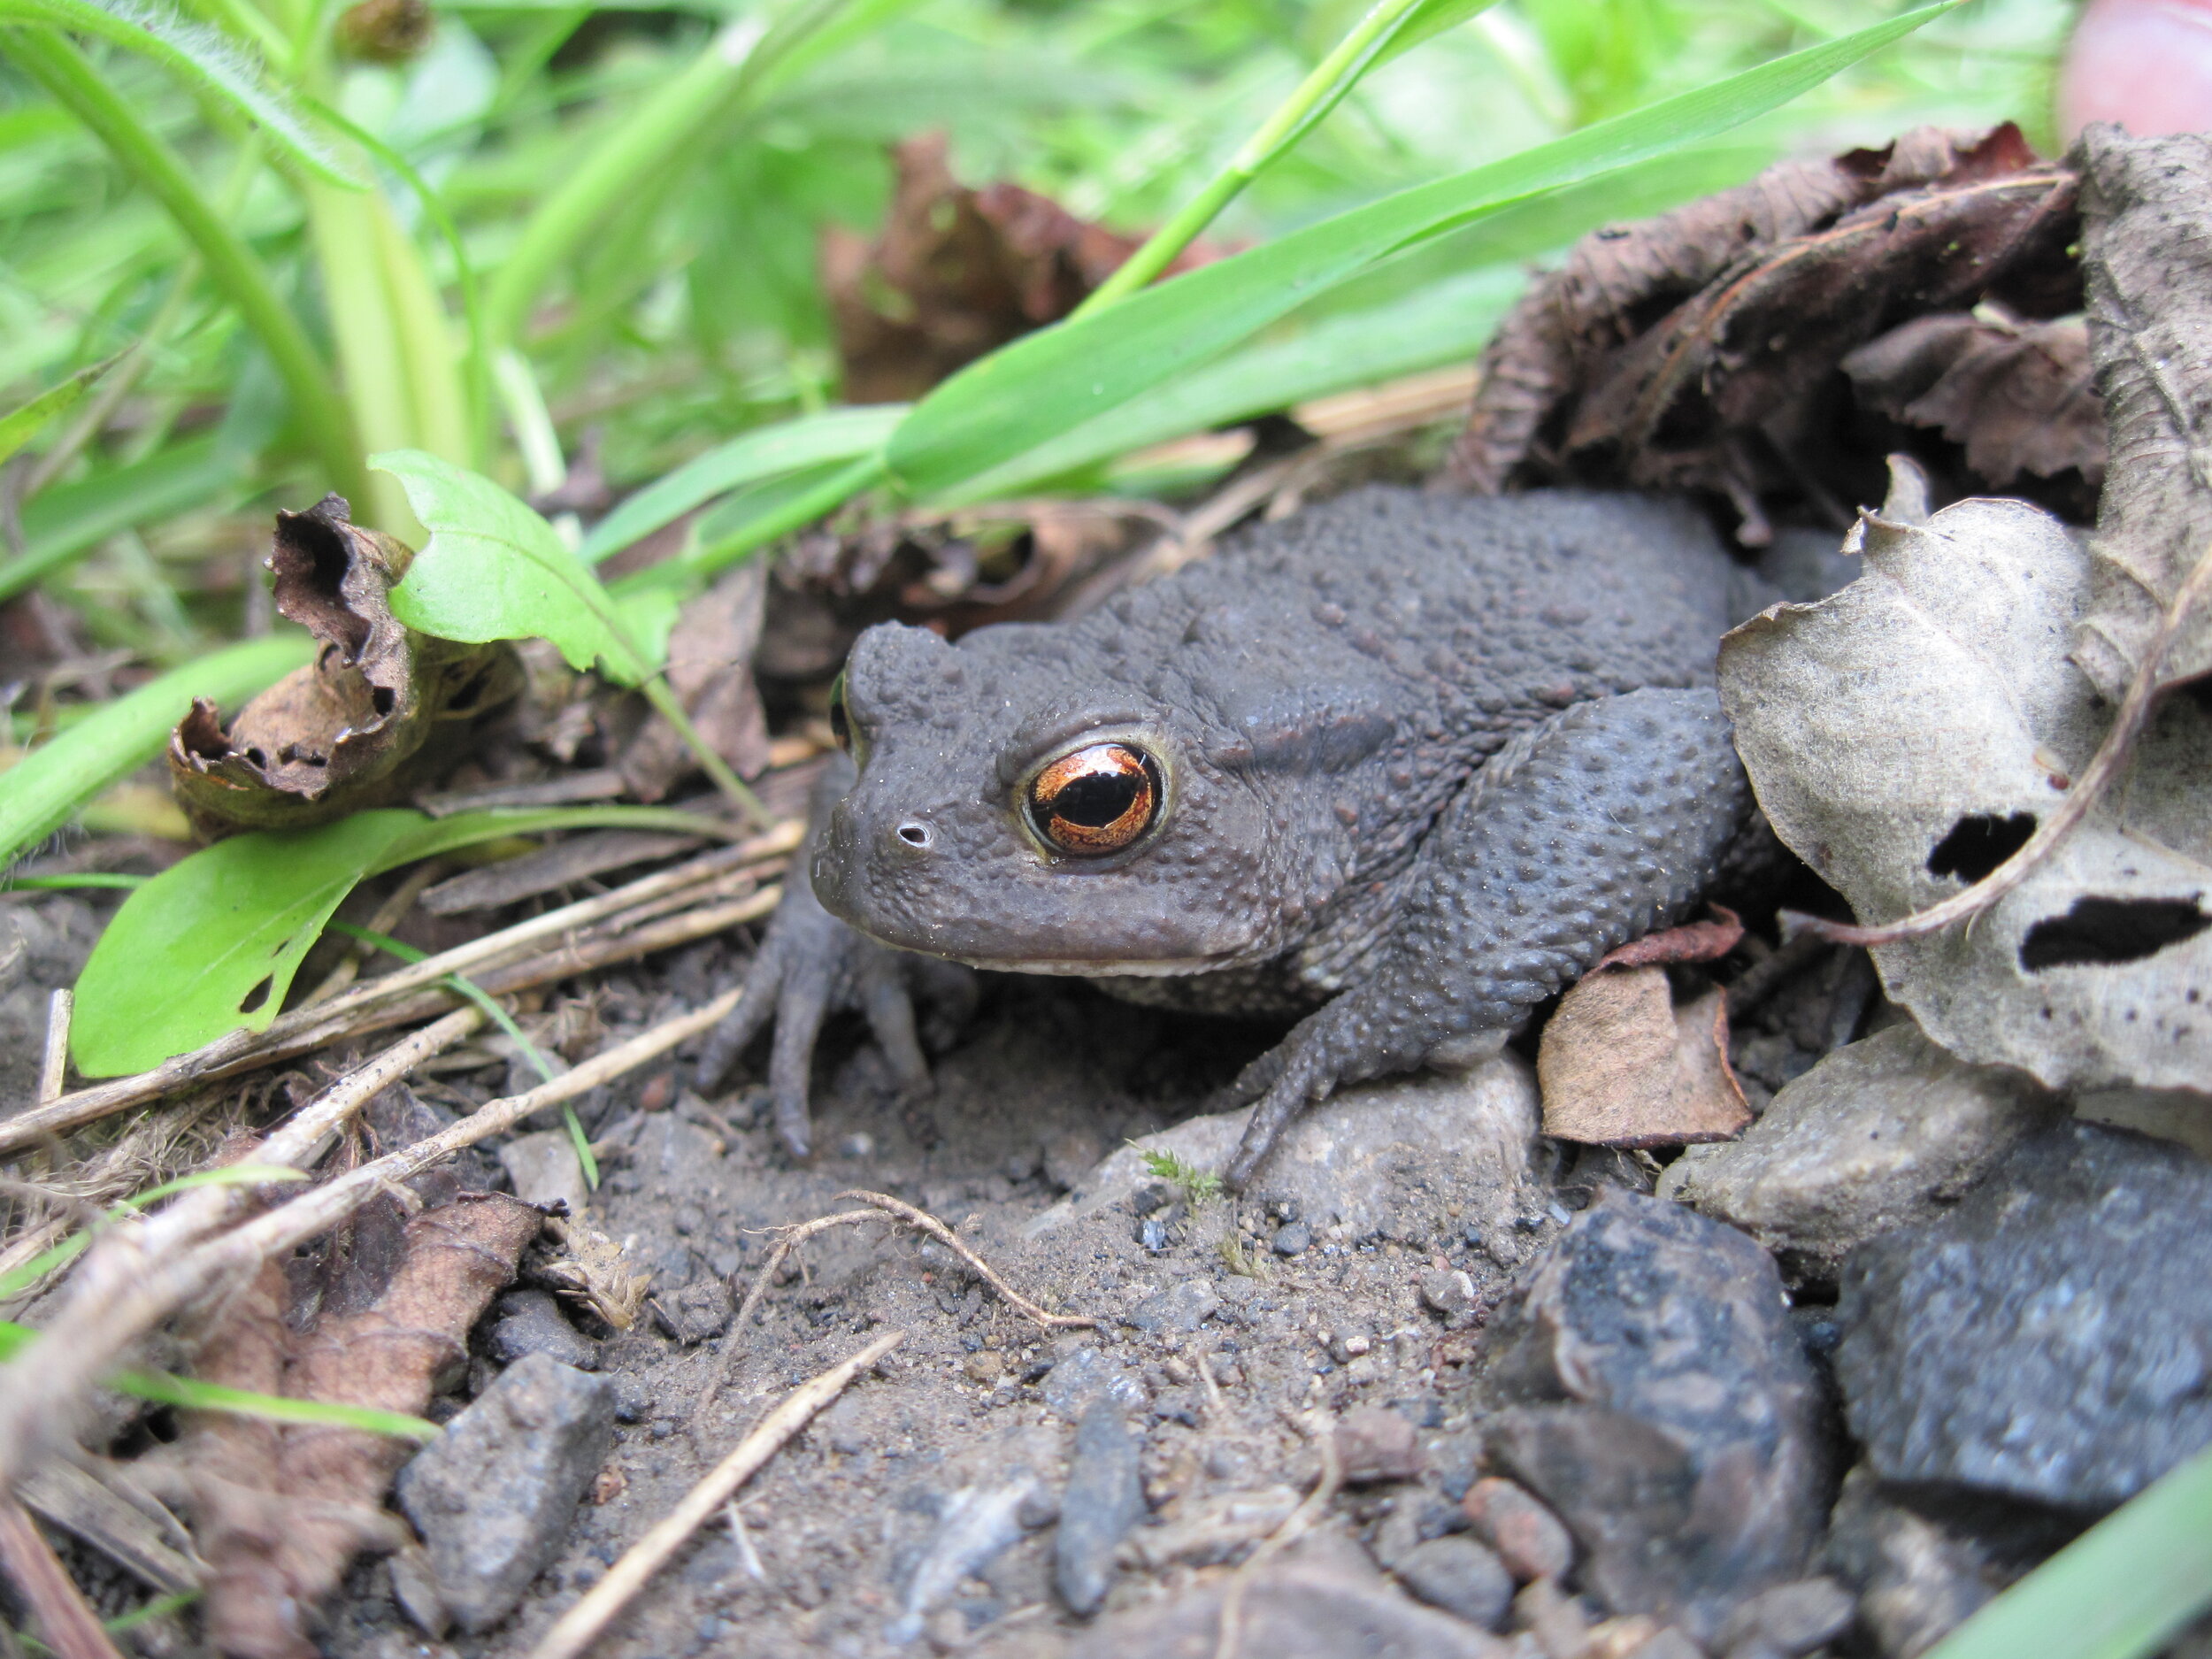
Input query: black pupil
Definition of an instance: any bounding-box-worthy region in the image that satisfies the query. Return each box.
[1051,770,1142,826]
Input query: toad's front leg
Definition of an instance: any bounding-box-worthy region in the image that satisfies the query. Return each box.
[1217,687,1752,1191]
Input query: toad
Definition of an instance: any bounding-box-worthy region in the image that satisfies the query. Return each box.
[701,487,1763,1188]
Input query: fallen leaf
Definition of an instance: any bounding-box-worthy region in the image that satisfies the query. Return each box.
[1539,966,1751,1148]
[2070,127,2212,703]
[169,496,523,838]
[1594,906,1743,972]
[1842,311,2104,490]
[1717,476,2212,1094]
[537,1213,649,1331]
[1448,125,2081,541]
[822,134,1220,403]
[165,1191,541,1659]
[619,563,772,802]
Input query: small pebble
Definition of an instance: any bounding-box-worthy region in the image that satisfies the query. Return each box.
[1271,1220,1313,1256]
[1126,1279,1220,1334]
[1393,1535,1514,1630]
[1056,1395,1146,1616]
[488,1290,600,1371]
[1463,1476,1574,1583]
[1334,1406,1421,1483]
[1419,1267,1479,1321]
[1715,1577,1855,1656]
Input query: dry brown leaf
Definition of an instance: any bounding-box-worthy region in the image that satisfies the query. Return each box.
[620,563,773,802]
[170,496,523,838]
[537,1212,649,1331]
[1448,125,2082,542]
[1593,906,1744,972]
[1538,967,1750,1148]
[2070,127,2212,702]
[822,134,1219,403]
[167,1193,541,1659]
[1843,311,2105,489]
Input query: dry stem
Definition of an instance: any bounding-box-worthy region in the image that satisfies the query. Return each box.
[36,991,70,1106]
[1813,534,2212,947]
[526,1330,904,1659]
[0,1495,124,1659]
[831,1189,1095,1330]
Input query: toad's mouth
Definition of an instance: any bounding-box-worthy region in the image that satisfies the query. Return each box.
[939,953,1219,978]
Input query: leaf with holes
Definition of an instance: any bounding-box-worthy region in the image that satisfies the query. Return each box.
[70,804,733,1074]
[1717,480,2212,1094]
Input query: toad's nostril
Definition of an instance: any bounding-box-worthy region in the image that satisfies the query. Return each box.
[896,821,933,849]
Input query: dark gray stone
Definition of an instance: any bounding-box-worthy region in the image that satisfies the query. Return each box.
[1126,1279,1219,1334]
[1823,1470,2001,1659]
[1471,1190,1828,1642]
[657,1276,734,1345]
[488,1290,599,1371]
[396,1354,617,1632]
[1272,1220,1314,1256]
[1041,1346,1146,1420]
[1715,1577,1855,1656]
[1836,1120,2212,1511]
[1056,1396,1146,1616]
[1394,1536,1514,1631]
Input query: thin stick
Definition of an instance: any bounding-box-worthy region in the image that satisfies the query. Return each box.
[36,990,70,1105]
[0,1495,126,1659]
[0,1008,484,1489]
[0,863,786,1154]
[526,1331,904,1659]
[724,1498,766,1582]
[731,1210,886,1333]
[833,1189,1095,1330]
[1813,536,2212,948]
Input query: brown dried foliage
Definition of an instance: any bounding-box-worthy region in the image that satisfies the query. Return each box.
[1447,124,2086,542]
[165,1189,541,1659]
[169,496,523,838]
[822,134,1218,403]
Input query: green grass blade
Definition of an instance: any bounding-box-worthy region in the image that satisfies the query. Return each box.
[578,404,905,564]
[0,634,312,867]
[1,29,368,504]
[0,435,241,603]
[0,0,356,186]
[0,355,116,468]
[1922,1444,2212,1659]
[886,3,1954,502]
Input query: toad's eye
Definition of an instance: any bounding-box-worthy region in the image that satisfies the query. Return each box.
[1025,742,1162,856]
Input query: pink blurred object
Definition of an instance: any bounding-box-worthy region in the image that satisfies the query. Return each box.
[2058,0,2212,140]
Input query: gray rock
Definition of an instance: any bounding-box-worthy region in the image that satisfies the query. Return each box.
[1272,1219,1314,1256]
[657,1276,734,1345]
[1460,1477,1571,1584]
[1420,1266,1480,1322]
[1394,1536,1514,1631]
[1069,1530,1509,1659]
[1042,1345,1146,1419]
[887,1471,1043,1645]
[396,1354,617,1632]
[1471,1191,1828,1641]
[1056,1396,1145,1616]
[496,1131,588,1215]
[1823,1470,1999,1659]
[1836,1120,2212,1511]
[488,1290,599,1371]
[1126,1279,1219,1334]
[1028,1056,1540,1246]
[1715,1577,1855,1656]
[1658,1025,2060,1279]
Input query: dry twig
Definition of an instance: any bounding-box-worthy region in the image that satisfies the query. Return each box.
[0,1495,124,1659]
[832,1189,1094,1330]
[36,990,70,1106]
[526,1331,905,1659]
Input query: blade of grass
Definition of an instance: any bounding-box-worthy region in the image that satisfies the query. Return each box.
[1,28,368,504]
[1077,0,1490,314]
[886,4,1955,503]
[0,434,240,604]
[0,356,117,469]
[327,921,598,1187]
[1920,1444,2212,1659]
[579,403,904,565]
[612,449,887,592]
[0,0,354,185]
[0,1166,306,1300]
[0,634,314,866]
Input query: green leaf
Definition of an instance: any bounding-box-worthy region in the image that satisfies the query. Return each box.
[0,354,114,469]
[0,0,357,186]
[375,449,658,684]
[886,4,1954,501]
[578,403,905,564]
[0,634,313,867]
[1922,1442,2212,1659]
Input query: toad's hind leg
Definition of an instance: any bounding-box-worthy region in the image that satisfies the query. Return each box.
[1220,686,1751,1191]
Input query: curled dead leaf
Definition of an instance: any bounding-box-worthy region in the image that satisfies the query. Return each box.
[537,1213,649,1331]
[170,496,524,839]
[823,134,1221,403]
[1448,124,2083,542]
